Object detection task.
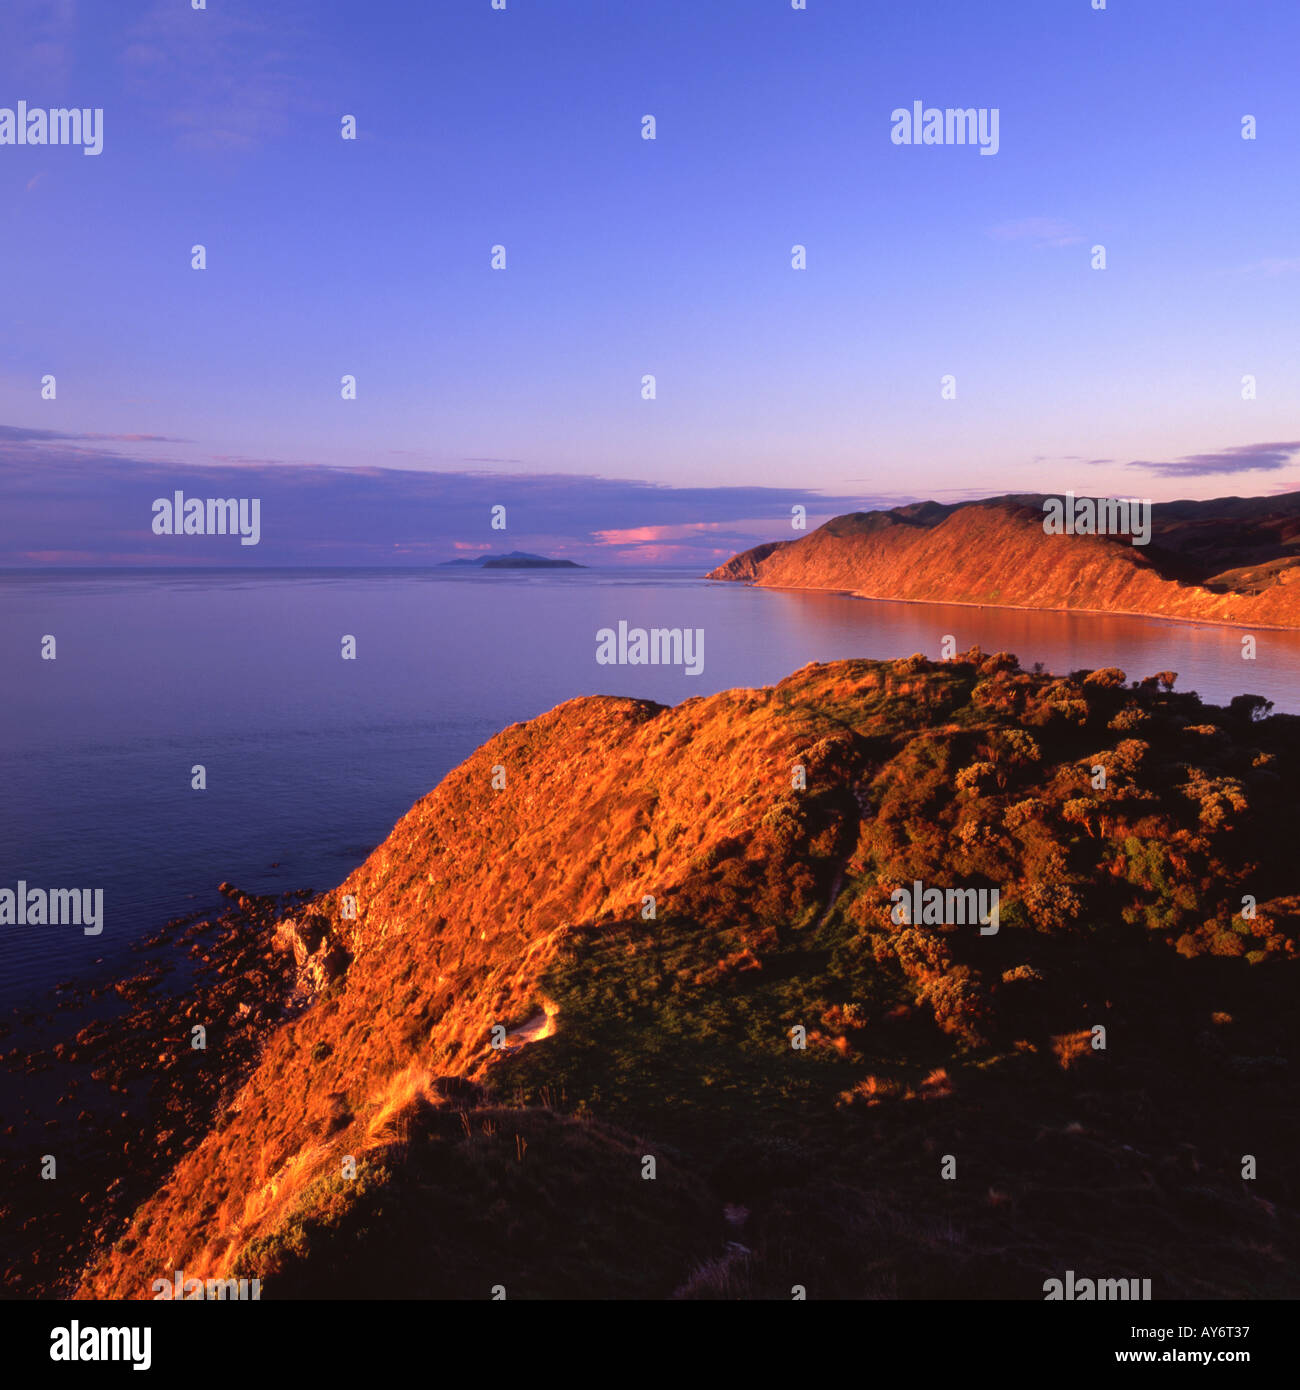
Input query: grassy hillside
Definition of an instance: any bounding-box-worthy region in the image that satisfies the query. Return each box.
[708,494,1300,628]
[75,654,1300,1299]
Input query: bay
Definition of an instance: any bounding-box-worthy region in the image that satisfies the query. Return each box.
[2,566,1297,1003]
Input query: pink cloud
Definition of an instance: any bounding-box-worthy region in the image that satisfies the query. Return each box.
[594,522,728,545]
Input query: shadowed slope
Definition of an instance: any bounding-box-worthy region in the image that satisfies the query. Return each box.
[78,655,1300,1299]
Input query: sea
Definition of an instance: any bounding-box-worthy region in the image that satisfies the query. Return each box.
[2,565,1298,1006]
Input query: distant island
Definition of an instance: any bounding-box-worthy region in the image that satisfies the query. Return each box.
[708,492,1300,629]
[440,551,585,570]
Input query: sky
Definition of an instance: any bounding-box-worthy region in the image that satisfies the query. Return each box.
[1,0,1298,566]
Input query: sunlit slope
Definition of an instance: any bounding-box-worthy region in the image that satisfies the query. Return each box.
[709,495,1300,628]
[80,655,1300,1299]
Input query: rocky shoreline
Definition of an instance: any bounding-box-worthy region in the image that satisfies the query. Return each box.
[0,884,312,1297]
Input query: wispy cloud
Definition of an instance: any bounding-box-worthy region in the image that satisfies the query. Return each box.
[1224,257,1300,278]
[1127,441,1300,478]
[0,429,874,567]
[0,425,185,444]
[122,0,316,154]
[987,217,1084,249]
[0,0,78,94]
[594,523,729,545]
[1035,455,1115,468]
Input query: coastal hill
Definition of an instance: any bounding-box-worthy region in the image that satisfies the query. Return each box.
[707,493,1300,628]
[75,654,1300,1299]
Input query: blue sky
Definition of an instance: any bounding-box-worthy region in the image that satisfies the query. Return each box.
[1,0,1298,565]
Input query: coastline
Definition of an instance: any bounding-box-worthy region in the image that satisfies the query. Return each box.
[0,886,307,1298]
[707,577,1300,634]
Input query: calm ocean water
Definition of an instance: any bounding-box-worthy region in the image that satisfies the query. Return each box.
[3,566,1298,1004]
